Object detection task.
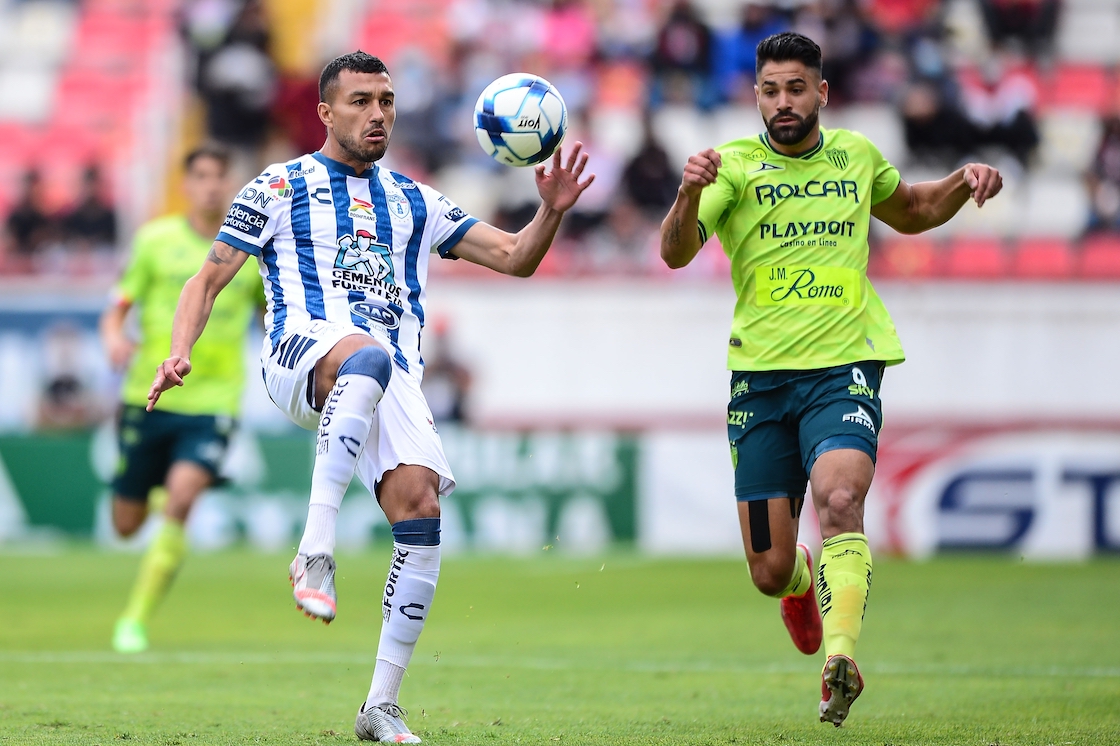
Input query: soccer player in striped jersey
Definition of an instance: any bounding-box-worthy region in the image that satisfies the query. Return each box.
[147,51,593,743]
[660,32,1003,727]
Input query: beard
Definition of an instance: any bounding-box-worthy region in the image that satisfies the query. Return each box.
[336,128,389,163]
[765,106,820,146]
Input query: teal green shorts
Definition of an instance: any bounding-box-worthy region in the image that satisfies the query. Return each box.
[112,405,234,502]
[727,362,885,501]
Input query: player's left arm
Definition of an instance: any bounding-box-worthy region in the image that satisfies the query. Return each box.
[450,142,594,277]
[871,163,1002,235]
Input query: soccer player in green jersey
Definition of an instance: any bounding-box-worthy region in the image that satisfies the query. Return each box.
[100,145,263,653]
[659,32,1003,726]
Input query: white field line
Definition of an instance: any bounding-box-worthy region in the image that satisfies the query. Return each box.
[0,651,1117,678]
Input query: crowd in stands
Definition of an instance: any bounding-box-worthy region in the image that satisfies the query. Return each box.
[3,0,1120,279]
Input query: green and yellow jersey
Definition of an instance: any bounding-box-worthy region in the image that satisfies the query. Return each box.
[115,215,263,416]
[697,127,906,372]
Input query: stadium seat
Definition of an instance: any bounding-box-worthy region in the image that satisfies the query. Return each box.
[1035,109,1103,174]
[1040,65,1113,112]
[1012,239,1075,279]
[652,105,713,171]
[1078,234,1120,279]
[591,106,645,162]
[0,67,55,122]
[945,238,1009,279]
[1055,8,1120,64]
[870,237,939,278]
[1018,173,1090,239]
[836,103,907,168]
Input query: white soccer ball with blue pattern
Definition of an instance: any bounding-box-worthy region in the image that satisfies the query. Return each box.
[474,73,567,167]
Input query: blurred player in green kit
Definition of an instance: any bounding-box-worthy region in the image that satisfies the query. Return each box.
[659,32,1004,726]
[100,145,264,653]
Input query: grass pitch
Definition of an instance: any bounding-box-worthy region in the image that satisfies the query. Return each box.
[0,548,1117,745]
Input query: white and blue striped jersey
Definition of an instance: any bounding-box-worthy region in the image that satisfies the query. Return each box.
[217,152,478,375]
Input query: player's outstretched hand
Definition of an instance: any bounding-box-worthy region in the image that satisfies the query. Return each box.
[681,149,722,197]
[963,163,1002,208]
[147,356,191,411]
[535,141,595,213]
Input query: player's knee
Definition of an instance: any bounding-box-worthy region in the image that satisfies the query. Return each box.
[338,345,392,391]
[749,559,795,597]
[398,491,440,521]
[113,508,144,537]
[821,487,863,531]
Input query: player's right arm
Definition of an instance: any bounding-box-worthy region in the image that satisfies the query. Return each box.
[660,149,723,269]
[147,241,248,410]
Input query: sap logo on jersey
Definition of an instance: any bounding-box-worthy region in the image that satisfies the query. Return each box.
[349,301,400,329]
[223,205,269,237]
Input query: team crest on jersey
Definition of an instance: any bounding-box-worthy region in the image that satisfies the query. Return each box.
[335,229,394,281]
[385,191,411,219]
[349,197,378,221]
[268,175,294,198]
[825,148,849,170]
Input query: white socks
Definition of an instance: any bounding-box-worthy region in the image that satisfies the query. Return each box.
[298,368,386,557]
[367,519,441,707]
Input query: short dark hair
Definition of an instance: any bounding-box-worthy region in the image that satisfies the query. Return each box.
[184,143,230,173]
[755,32,823,78]
[319,51,390,103]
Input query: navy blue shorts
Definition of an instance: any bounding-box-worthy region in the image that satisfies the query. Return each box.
[727,362,885,502]
[111,405,234,502]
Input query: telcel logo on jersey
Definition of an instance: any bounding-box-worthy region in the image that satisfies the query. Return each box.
[349,301,400,330]
[223,204,269,238]
[755,179,860,206]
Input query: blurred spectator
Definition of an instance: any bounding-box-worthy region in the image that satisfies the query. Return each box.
[959,58,1039,166]
[272,74,324,157]
[1086,115,1120,234]
[194,0,277,178]
[37,324,100,430]
[714,4,788,103]
[578,198,657,273]
[2,170,54,272]
[421,319,472,425]
[865,0,940,37]
[901,80,977,165]
[978,0,1059,56]
[621,120,678,217]
[542,0,598,71]
[63,165,117,255]
[651,1,717,109]
[818,0,880,104]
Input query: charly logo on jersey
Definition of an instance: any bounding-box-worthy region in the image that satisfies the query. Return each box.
[349,300,401,329]
[267,175,293,198]
[349,197,378,221]
[335,229,394,281]
[385,191,411,219]
[825,148,849,170]
[753,162,783,173]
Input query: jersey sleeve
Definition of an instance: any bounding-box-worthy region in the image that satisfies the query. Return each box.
[216,169,287,256]
[114,225,155,304]
[696,151,740,244]
[420,185,479,260]
[866,137,902,206]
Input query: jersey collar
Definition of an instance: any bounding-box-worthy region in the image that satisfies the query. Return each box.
[312,151,379,179]
[761,130,825,160]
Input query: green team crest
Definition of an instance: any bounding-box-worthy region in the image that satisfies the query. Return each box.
[825,148,849,170]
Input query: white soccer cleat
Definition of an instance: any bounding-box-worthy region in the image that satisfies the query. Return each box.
[355,702,421,743]
[819,654,864,727]
[289,553,337,623]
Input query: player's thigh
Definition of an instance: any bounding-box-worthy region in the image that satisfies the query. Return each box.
[796,362,883,531]
[164,414,230,517]
[262,320,385,430]
[357,370,456,522]
[111,406,174,506]
[727,372,807,504]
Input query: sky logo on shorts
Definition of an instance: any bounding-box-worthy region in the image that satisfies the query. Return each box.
[223,204,269,238]
[842,405,876,434]
[268,175,293,198]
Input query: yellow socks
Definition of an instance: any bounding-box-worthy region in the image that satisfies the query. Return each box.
[816,533,873,659]
[777,545,813,598]
[121,519,187,625]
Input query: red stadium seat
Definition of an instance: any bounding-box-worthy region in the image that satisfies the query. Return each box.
[1079,234,1120,279]
[1012,239,1075,279]
[945,238,1009,279]
[870,237,939,278]
[1041,65,1113,113]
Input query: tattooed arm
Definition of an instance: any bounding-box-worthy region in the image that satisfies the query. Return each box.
[147,241,249,409]
[660,148,722,269]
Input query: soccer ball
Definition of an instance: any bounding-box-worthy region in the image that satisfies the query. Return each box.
[474,73,567,167]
